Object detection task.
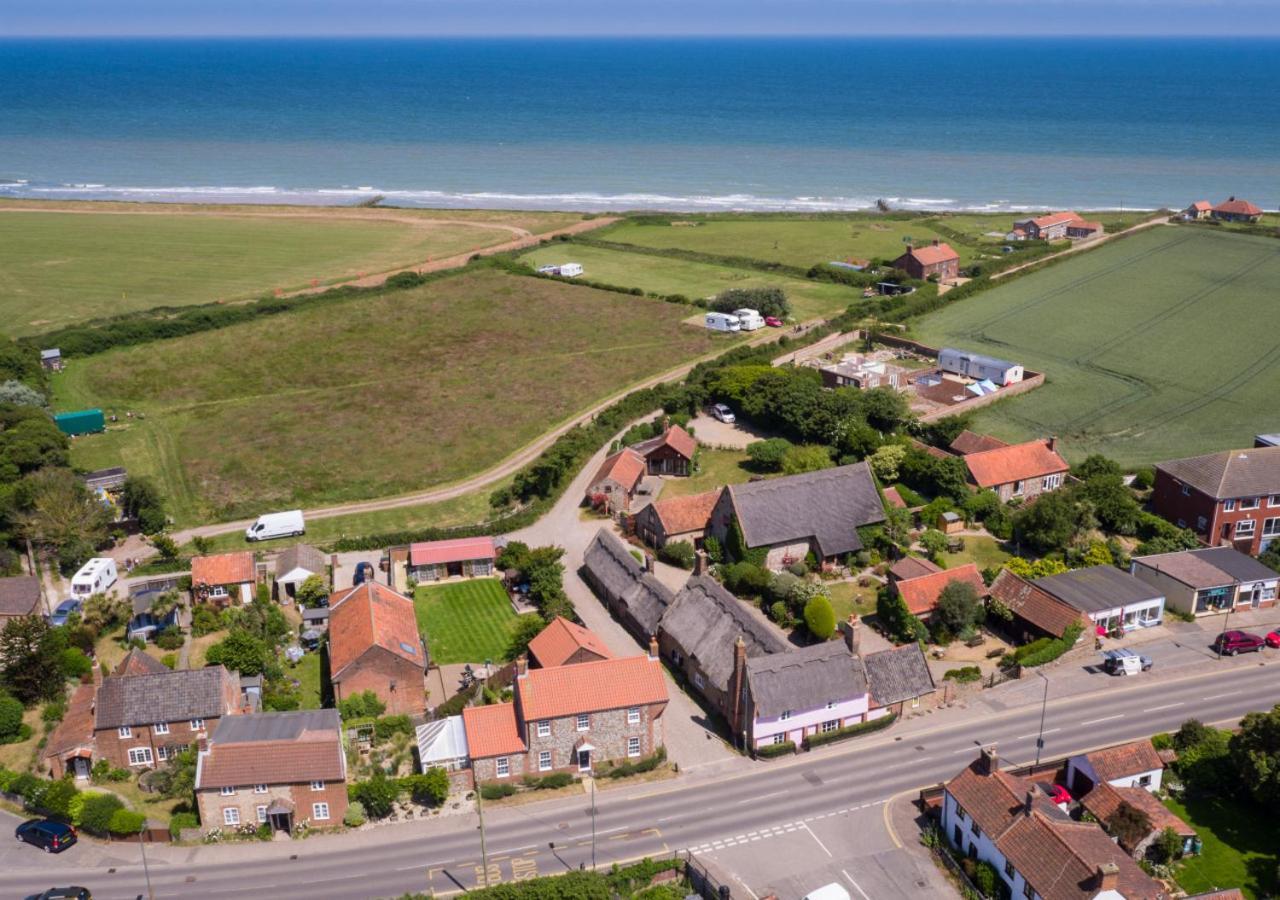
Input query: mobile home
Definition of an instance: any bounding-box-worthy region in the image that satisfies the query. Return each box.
[70,557,118,598]
[732,308,765,331]
[705,312,741,333]
[937,348,1024,386]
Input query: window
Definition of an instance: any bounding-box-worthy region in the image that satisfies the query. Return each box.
[1236,519,1256,538]
[780,710,792,721]
[1224,499,1236,511]
[1264,517,1280,537]
[496,757,510,778]
[210,585,228,597]
[127,747,153,766]
[190,718,205,731]
[1023,881,1035,898]
[1242,497,1260,510]
[256,805,268,824]
[539,751,552,771]
[1197,516,1208,531]
[575,713,589,732]
[1042,473,1063,491]
[692,672,704,690]
[1270,495,1280,508]
[627,707,640,725]
[117,726,132,738]
[220,785,236,796]
[822,720,838,734]
[254,784,268,794]
[955,804,966,821]
[310,780,324,791]
[972,821,982,837]
[1005,861,1015,879]
[312,803,330,821]
[628,737,641,757]
[153,722,169,735]
[223,807,240,826]
[1138,775,1152,787]
[911,696,921,709]
[1181,484,1191,497]
[537,720,550,738]
[157,746,171,762]
[771,733,787,745]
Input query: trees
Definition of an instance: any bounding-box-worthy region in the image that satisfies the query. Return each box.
[780,444,833,476]
[1012,489,1094,555]
[0,381,45,408]
[0,615,65,704]
[1003,556,1068,579]
[876,586,927,644]
[0,691,24,742]
[204,630,272,676]
[935,580,984,636]
[657,540,695,570]
[1074,457,1141,535]
[351,773,398,819]
[1107,802,1152,851]
[745,437,793,472]
[918,529,949,562]
[708,287,790,320]
[861,387,912,433]
[803,594,836,640]
[500,544,572,621]
[1229,703,1280,806]
[505,613,546,662]
[294,574,329,609]
[19,467,111,574]
[120,476,167,535]
[338,690,386,720]
[869,444,906,483]
[82,593,129,632]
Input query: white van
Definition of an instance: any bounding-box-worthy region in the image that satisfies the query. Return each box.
[245,510,306,542]
[70,557,118,597]
[705,312,741,333]
[732,308,765,331]
[801,884,851,900]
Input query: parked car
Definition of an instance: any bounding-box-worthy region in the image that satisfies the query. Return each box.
[1266,630,1280,649]
[710,403,736,424]
[15,819,77,853]
[1046,783,1072,805]
[764,316,783,327]
[47,598,83,627]
[1211,630,1266,656]
[1101,648,1152,675]
[23,889,92,900]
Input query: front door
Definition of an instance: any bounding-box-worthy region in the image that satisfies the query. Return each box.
[577,749,591,772]
[269,812,292,833]
[446,561,463,578]
[71,757,90,779]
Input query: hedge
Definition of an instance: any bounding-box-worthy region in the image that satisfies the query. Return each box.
[802,712,897,750]
[755,740,796,759]
[605,746,666,779]
[170,811,199,840]
[571,236,812,279]
[479,781,518,800]
[943,666,982,683]
[1017,623,1085,668]
[522,771,576,790]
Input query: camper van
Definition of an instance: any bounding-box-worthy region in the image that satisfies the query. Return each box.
[245,510,306,542]
[70,557,118,597]
[704,312,741,333]
[732,308,765,331]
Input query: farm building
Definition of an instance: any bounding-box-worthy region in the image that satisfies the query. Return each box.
[54,409,105,436]
[937,348,1023,385]
[274,543,326,602]
[40,348,63,371]
[1211,197,1263,223]
[407,536,497,583]
[892,240,960,281]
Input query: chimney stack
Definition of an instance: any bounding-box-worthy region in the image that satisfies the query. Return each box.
[932,238,940,247]
[1024,789,1035,817]
[840,615,861,656]
[644,553,655,574]
[1095,863,1119,892]
[662,416,671,434]
[516,654,528,679]
[648,634,659,660]
[979,745,998,775]
[693,550,709,576]
[1047,435,1058,452]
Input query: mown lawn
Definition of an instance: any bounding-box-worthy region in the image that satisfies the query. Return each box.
[282,649,325,710]
[0,204,582,335]
[519,242,863,322]
[827,581,878,621]
[914,226,1280,466]
[414,578,516,666]
[942,536,1012,572]
[659,448,756,499]
[1165,795,1277,900]
[56,267,724,524]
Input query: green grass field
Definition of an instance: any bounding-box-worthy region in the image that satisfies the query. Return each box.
[0,203,584,335]
[1165,795,1276,899]
[520,243,862,322]
[414,578,515,665]
[55,268,725,524]
[913,226,1280,466]
[659,448,755,499]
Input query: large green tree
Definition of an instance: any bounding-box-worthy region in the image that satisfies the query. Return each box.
[20,467,112,573]
[1229,703,1280,806]
[934,579,984,635]
[1013,489,1095,555]
[0,615,66,704]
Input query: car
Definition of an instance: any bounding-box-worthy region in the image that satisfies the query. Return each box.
[15,818,77,853]
[1265,630,1280,649]
[1046,783,1072,805]
[710,403,736,424]
[23,889,92,900]
[47,598,83,627]
[1211,630,1266,656]
[1101,648,1152,675]
[764,316,783,327]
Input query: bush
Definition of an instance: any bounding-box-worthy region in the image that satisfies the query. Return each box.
[721,562,771,597]
[974,860,999,898]
[338,690,387,721]
[607,747,666,779]
[523,771,576,790]
[343,801,367,827]
[373,714,413,741]
[8,772,42,801]
[746,438,793,472]
[479,781,518,800]
[755,740,796,759]
[943,666,981,683]
[400,768,449,806]
[79,792,125,835]
[769,600,792,626]
[1150,732,1173,751]
[0,692,24,742]
[657,540,695,570]
[803,595,836,640]
[876,586,927,644]
[350,773,399,818]
[60,647,93,680]
[1016,623,1084,668]
[155,627,185,651]
[169,811,198,840]
[160,653,177,669]
[109,808,147,835]
[190,605,221,637]
[803,712,897,749]
[40,778,79,818]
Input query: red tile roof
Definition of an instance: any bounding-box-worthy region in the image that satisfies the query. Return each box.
[327,581,423,680]
[648,490,720,536]
[1190,200,1212,211]
[113,648,170,677]
[191,551,255,587]
[1214,197,1263,216]
[527,617,614,668]
[1068,220,1103,233]
[1085,739,1164,783]
[196,712,345,789]
[902,242,959,266]
[409,536,496,567]
[517,654,667,721]
[949,430,1009,456]
[1080,782,1194,848]
[1031,211,1081,229]
[462,703,526,758]
[896,564,988,617]
[43,681,97,762]
[964,438,1068,488]
[645,423,697,461]
[989,570,1086,639]
[589,448,646,492]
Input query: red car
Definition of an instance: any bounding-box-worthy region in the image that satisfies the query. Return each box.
[1265,630,1280,649]
[1212,630,1266,655]
[764,316,783,327]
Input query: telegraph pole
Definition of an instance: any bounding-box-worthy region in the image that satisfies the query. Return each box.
[1034,669,1050,766]
[590,774,597,871]
[138,821,155,900]
[477,784,490,886]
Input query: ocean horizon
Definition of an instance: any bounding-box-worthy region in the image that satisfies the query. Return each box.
[1,36,1278,212]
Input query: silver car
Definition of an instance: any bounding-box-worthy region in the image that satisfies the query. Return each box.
[711,403,736,424]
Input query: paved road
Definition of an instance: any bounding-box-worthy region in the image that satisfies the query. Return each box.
[5,659,1278,900]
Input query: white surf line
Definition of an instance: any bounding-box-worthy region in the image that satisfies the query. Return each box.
[1147,702,1185,712]
[842,868,873,900]
[802,823,833,858]
[1016,728,1061,740]
[1080,714,1124,725]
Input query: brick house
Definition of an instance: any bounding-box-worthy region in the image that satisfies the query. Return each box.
[194,709,347,835]
[893,563,988,620]
[1012,211,1083,241]
[0,575,41,628]
[1211,196,1263,223]
[1184,200,1212,220]
[464,647,668,783]
[705,462,885,571]
[191,551,256,606]
[631,422,697,476]
[988,570,1088,643]
[1151,446,1280,555]
[327,581,427,716]
[633,489,720,550]
[1130,546,1277,617]
[949,430,1008,456]
[585,447,646,514]
[892,240,960,281]
[407,536,497,583]
[962,437,1069,503]
[91,665,242,772]
[528,615,613,668]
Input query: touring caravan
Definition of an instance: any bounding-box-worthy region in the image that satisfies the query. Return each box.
[245,509,306,542]
[732,308,765,331]
[70,557,118,598]
[705,312,741,333]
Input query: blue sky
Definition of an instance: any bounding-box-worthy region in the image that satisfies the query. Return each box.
[3,0,1278,36]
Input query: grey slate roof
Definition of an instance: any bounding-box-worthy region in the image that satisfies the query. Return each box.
[276,543,325,579]
[745,640,867,719]
[582,529,674,637]
[661,576,788,693]
[1156,446,1280,499]
[1033,565,1164,614]
[95,665,238,729]
[1132,546,1278,589]
[725,462,885,559]
[0,576,41,617]
[210,708,339,744]
[864,644,936,708]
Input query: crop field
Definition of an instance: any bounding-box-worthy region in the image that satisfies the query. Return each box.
[519,243,862,322]
[414,578,515,666]
[914,226,1280,466]
[0,202,585,335]
[55,267,724,524]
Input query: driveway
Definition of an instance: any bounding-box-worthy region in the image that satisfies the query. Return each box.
[687,413,771,450]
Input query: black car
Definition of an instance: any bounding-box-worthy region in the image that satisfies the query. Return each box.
[15,818,78,853]
[23,889,92,900]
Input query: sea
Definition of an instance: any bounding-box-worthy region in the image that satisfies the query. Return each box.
[1,37,1278,213]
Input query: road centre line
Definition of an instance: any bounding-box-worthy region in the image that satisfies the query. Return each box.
[1016,728,1061,740]
[1080,714,1124,725]
[1202,691,1241,700]
[1147,702,1184,712]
